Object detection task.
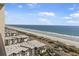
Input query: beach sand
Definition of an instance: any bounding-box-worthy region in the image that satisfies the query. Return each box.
[6,26,79,48]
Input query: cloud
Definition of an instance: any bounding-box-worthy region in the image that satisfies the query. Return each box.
[67,20,79,23]
[77,11,79,12]
[69,7,74,10]
[64,17,72,19]
[69,8,74,10]
[69,4,76,11]
[27,3,39,8]
[18,5,23,8]
[39,12,55,16]
[70,12,79,17]
[64,12,79,20]
[67,20,75,23]
[39,18,52,25]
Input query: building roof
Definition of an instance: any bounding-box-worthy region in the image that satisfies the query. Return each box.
[5,44,28,55]
[21,40,46,49]
[13,35,29,38]
[5,31,17,33]
[5,36,15,40]
[5,35,29,40]
[5,40,46,55]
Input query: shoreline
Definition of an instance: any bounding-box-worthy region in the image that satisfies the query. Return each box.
[6,26,79,48]
[20,27,79,42]
[6,26,79,42]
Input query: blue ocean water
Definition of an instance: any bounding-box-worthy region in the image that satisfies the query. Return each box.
[10,25,79,36]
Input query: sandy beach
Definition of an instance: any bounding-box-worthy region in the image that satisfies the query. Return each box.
[6,26,79,48]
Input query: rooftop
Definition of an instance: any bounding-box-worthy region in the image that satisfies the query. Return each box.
[5,44,28,55]
[13,35,29,38]
[5,35,29,40]
[21,40,46,49]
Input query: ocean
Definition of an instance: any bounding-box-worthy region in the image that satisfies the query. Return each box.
[9,25,79,36]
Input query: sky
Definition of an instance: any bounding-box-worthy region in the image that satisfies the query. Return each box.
[5,3,79,26]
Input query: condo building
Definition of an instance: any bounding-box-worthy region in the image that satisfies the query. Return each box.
[5,28,47,56]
